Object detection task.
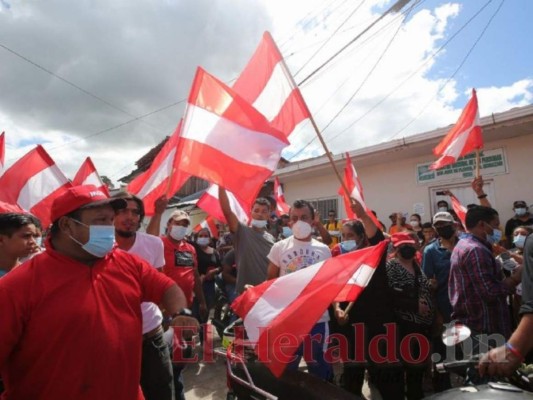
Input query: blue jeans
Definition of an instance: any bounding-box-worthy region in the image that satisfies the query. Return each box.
[287,322,333,381]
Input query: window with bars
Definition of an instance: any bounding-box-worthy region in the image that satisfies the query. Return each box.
[306,197,339,222]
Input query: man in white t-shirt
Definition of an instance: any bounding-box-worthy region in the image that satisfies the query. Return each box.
[113,193,177,400]
[266,199,332,381]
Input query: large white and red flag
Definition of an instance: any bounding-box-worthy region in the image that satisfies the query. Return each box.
[273,177,290,215]
[430,89,483,170]
[449,193,467,229]
[128,121,190,216]
[231,240,387,377]
[339,153,383,229]
[178,67,289,205]
[0,145,71,226]
[233,31,312,139]
[193,215,220,239]
[72,157,110,196]
[196,184,250,225]
[0,132,5,177]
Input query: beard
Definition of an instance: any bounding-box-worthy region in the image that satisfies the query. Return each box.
[115,229,136,238]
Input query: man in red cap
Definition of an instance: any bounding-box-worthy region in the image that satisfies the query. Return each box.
[0,185,192,400]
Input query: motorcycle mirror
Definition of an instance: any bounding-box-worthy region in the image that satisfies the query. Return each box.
[442,322,471,346]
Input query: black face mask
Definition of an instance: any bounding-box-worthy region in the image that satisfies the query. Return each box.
[436,225,455,240]
[398,246,417,259]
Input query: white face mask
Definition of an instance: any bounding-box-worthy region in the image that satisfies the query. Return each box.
[438,207,448,213]
[250,219,268,229]
[292,220,312,240]
[196,237,210,247]
[410,220,420,227]
[170,225,188,241]
[513,234,527,249]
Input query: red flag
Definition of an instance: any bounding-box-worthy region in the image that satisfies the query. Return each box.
[0,200,24,213]
[233,31,312,138]
[196,184,250,225]
[338,153,383,230]
[193,215,220,239]
[430,89,483,170]
[72,157,110,196]
[179,67,289,205]
[449,193,467,229]
[0,145,72,226]
[273,177,289,215]
[232,240,388,377]
[0,132,4,177]
[128,121,190,216]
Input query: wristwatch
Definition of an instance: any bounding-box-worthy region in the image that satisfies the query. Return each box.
[164,308,192,324]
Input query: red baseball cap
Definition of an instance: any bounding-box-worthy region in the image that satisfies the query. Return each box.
[50,185,127,223]
[391,232,416,247]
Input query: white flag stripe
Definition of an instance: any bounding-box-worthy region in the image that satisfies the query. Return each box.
[346,263,375,287]
[81,171,103,187]
[182,105,286,171]
[252,61,294,122]
[244,260,325,343]
[204,184,249,223]
[18,165,69,210]
[440,112,479,159]
[136,148,176,199]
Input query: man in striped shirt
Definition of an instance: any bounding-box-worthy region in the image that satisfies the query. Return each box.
[449,206,521,342]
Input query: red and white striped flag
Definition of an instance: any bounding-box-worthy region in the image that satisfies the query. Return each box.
[196,184,250,225]
[273,177,289,215]
[339,153,383,229]
[0,145,72,226]
[449,193,467,229]
[128,121,190,216]
[231,240,387,377]
[233,31,312,138]
[0,200,24,213]
[430,89,483,170]
[0,132,4,177]
[193,215,220,239]
[179,67,289,206]
[72,157,110,196]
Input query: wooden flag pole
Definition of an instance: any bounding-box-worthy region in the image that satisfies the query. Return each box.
[308,115,352,199]
[475,149,481,178]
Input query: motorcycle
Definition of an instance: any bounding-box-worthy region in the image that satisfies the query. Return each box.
[212,273,235,339]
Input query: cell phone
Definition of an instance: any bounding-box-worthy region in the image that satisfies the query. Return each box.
[436,191,446,195]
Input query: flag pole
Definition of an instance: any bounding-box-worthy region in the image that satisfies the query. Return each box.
[475,148,481,178]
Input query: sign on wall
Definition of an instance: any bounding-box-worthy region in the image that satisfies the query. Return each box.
[416,148,507,185]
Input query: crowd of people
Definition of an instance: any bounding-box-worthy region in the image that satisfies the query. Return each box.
[0,175,532,400]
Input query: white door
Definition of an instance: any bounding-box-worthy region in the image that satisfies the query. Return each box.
[429,179,496,217]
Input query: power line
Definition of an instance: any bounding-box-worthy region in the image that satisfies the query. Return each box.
[386,0,506,141]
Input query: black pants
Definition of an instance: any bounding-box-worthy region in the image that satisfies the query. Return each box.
[141,328,175,400]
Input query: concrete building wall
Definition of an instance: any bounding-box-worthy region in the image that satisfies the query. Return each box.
[282,132,533,228]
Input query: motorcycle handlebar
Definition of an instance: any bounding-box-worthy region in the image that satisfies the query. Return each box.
[435,355,480,374]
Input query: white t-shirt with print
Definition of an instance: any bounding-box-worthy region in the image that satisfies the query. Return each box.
[128,232,165,334]
[267,236,331,322]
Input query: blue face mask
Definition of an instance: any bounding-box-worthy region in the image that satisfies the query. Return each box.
[340,240,357,253]
[487,228,502,245]
[282,226,293,237]
[70,220,115,258]
[513,234,527,249]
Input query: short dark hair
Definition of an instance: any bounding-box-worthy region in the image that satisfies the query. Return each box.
[290,199,315,220]
[342,220,369,248]
[112,191,145,224]
[27,214,42,231]
[411,213,421,221]
[421,222,433,230]
[328,210,336,215]
[0,213,36,237]
[437,200,449,207]
[253,197,271,209]
[465,205,499,230]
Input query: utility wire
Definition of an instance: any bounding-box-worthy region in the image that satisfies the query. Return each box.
[386,0,505,141]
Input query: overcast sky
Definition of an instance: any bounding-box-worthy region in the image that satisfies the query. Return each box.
[1,0,531,184]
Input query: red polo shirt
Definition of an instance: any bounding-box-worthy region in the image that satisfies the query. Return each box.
[161,236,197,307]
[0,241,175,400]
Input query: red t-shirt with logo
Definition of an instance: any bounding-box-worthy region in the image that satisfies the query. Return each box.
[0,241,175,400]
[162,236,197,307]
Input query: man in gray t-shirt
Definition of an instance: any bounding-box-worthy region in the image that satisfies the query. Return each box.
[219,187,275,294]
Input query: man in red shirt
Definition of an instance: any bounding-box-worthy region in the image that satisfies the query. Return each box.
[0,185,191,400]
[161,209,207,318]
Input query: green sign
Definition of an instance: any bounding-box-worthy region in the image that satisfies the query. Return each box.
[417,148,507,184]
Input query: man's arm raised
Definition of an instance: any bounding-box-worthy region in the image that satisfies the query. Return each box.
[218,186,240,234]
[146,195,168,236]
